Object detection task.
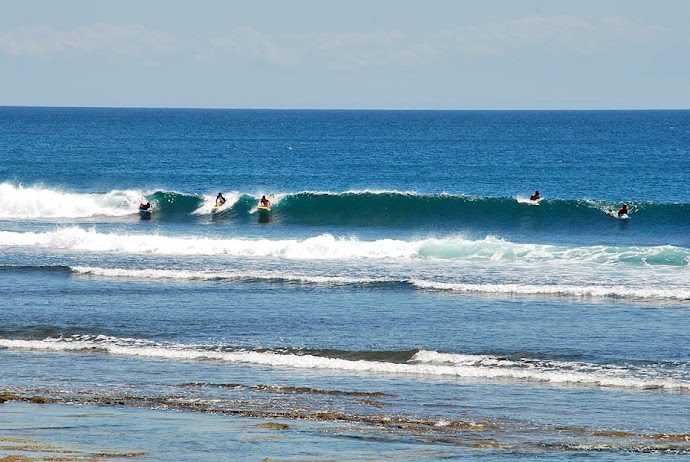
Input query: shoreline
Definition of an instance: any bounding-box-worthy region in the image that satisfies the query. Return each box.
[2,391,690,460]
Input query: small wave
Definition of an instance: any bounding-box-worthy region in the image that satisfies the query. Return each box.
[410,280,690,301]
[1,336,688,391]
[69,266,690,301]
[182,382,394,397]
[72,266,397,286]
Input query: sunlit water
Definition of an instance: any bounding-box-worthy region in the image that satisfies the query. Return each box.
[1,108,689,459]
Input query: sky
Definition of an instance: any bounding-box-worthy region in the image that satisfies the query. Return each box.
[1,0,689,109]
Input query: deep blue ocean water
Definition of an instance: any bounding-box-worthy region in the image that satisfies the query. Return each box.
[1,107,689,459]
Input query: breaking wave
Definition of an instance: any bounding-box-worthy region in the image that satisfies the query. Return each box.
[0,183,143,218]
[2,184,689,234]
[0,227,688,266]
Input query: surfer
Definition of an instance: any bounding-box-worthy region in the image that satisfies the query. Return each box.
[139,202,151,211]
[260,195,270,208]
[617,203,629,217]
[216,193,226,206]
[530,190,540,201]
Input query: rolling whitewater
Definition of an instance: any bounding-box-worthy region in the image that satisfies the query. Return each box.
[1,107,689,460]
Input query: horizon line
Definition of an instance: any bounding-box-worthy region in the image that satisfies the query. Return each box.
[1,104,689,112]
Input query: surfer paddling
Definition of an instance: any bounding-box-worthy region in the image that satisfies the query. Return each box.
[530,190,540,201]
[607,203,629,218]
[617,203,628,217]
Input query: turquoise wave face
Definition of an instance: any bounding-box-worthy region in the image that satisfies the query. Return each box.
[138,190,690,245]
[2,183,689,246]
[147,191,205,216]
[143,190,690,226]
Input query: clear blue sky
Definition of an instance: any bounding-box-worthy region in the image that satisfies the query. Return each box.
[1,0,688,109]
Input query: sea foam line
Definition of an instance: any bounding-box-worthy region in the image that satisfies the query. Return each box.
[69,266,690,301]
[409,279,690,301]
[72,266,393,286]
[0,337,688,391]
[0,228,416,259]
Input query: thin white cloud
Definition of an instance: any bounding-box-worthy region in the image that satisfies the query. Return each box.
[0,15,678,72]
[0,24,173,58]
[437,15,668,56]
[205,15,673,72]
[313,30,411,70]
[209,26,298,66]
[207,28,432,71]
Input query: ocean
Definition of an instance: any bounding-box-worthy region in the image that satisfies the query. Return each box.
[0,107,689,460]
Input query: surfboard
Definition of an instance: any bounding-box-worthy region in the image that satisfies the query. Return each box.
[517,197,543,206]
[606,210,628,220]
[258,205,270,212]
[212,202,228,214]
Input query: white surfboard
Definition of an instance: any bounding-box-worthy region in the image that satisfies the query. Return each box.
[606,210,628,220]
[517,197,543,206]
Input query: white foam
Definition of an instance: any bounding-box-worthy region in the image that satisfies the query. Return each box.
[410,280,690,301]
[1,337,687,391]
[0,228,420,259]
[2,227,688,267]
[67,266,689,301]
[340,189,424,196]
[283,189,423,197]
[72,266,392,285]
[192,191,243,215]
[418,237,690,266]
[0,183,144,218]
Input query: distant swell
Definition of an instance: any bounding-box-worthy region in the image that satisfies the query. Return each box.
[1,336,688,391]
